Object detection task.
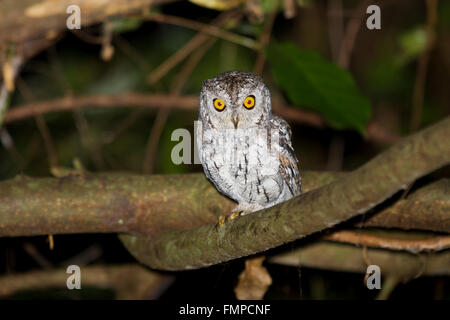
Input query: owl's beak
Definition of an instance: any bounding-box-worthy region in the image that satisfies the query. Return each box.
[232,114,239,129]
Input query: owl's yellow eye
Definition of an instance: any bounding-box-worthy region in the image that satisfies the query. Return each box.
[213,98,226,111]
[243,95,255,109]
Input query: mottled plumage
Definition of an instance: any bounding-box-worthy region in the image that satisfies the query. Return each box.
[197,71,302,214]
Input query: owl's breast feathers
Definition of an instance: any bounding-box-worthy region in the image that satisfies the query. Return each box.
[197,115,302,211]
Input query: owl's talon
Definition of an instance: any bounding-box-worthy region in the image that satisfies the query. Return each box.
[227,211,242,221]
[217,215,226,227]
[216,211,245,227]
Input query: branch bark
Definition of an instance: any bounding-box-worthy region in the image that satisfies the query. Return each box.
[356,178,450,233]
[0,0,175,49]
[1,172,448,238]
[323,230,450,253]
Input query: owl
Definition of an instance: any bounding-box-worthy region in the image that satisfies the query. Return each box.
[197,71,302,219]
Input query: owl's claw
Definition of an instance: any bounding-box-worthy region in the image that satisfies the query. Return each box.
[217,215,226,227]
[228,211,242,220]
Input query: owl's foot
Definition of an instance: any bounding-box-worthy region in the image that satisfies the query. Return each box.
[228,211,242,220]
[216,211,245,227]
[217,215,226,227]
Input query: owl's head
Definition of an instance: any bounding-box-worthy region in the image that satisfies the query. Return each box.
[199,71,272,130]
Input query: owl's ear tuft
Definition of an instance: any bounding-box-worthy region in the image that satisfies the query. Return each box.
[254,75,263,83]
[202,79,211,88]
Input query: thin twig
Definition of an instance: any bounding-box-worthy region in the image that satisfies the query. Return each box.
[0,55,23,128]
[114,34,151,72]
[337,0,370,69]
[70,29,104,45]
[330,0,401,145]
[100,21,115,61]
[270,242,450,279]
[16,77,59,167]
[324,230,450,253]
[143,109,170,173]
[410,0,438,132]
[327,0,344,62]
[140,12,259,50]
[48,46,106,170]
[147,12,239,85]
[366,121,401,144]
[253,4,278,75]
[34,115,59,167]
[144,13,237,172]
[403,0,438,198]
[326,0,347,171]
[0,81,11,127]
[47,46,73,95]
[148,33,208,85]
[143,38,217,173]
[73,110,106,170]
[376,276,399,300]
[59,245,103,267]
[22,242,53,269]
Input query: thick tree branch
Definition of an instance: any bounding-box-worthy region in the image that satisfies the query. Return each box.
[0,0,175,49]
[0,171,327,237]
[120,117,450,270]
[356,178,450,233]
[1,172,448,238]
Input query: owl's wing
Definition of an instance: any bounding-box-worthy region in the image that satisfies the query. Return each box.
[270,115,302,196]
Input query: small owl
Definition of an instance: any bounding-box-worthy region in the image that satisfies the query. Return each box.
[197,71,302,216]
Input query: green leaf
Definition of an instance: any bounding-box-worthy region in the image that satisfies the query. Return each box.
[268,42,371,133]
